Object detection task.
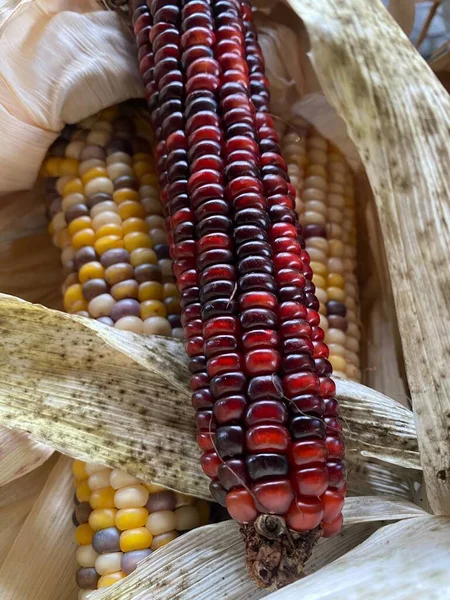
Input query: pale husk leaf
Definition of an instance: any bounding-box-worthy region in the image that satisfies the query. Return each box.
[0,294,418,502]
[0,426,53,486]
[0,455,77,600]
[86,496,425,600]
[265,516,450,599]
[0,454,57,567]
[286,0,450,514]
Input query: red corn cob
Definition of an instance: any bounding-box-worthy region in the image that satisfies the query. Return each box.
[129,0,345,588]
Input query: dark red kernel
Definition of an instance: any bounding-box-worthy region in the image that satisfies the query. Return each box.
[213,395,247,424]
[226,487,258,523]
[283,372,320,397]
[282,353,315,374]
[278,301,308,321]
[215,425,245,458]
[320,377,336,399]
[327,460,346,490]
[244,348,281,376]
[195,410,215,432]
[290,415,326,439]
[190,372,209,391]
[241,329,278,350]
[289,393,325,415]
[218,458,248,490]
[197,432,214,452]
[210,371,247,398]
[289,439,328,466]
[322,489,345,522]
[246,424,289,453]
[204,334,238,358]
[247,375,283,401]
[293,466,329,497]
[245,400,287,426]
[322,513,343,537]
[246,453,288,481]
[207,353,243,377]
[186,336,204,357]
[286,497,323,532]
[240,308,277,330]
[192,388,214,409]
[201,452,222,479]
[203,315,240,339]
[280,319,312,340]
[252,479,294,515]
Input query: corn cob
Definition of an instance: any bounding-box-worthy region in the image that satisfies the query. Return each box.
[42,106,209,597]
[129,0,345,588]
[281,124,361,382]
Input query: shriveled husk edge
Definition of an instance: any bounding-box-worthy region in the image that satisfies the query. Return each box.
[0,293,420,502]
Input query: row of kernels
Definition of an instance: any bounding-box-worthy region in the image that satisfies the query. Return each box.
[73,461,206,590]
[326,149,361,380]
[281,125,308,220]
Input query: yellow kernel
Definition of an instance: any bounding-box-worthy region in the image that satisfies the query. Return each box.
[163,283,178,299]
[98,572,126,588]
[72,228,96,250]
[195,499,210,526]
[124,232,153,252]
[113,189,140,205]
[90,486,116,509]
[64,284,83,311]
[140,172,159,186]
[56,228,72,249]
[44,157,64,177]
[140,300,167,320]
[309,261,327,278]
[95,224,124,239]
[329,354,347,372]
[101,106,121,121]
[120,528,153,552]
[72,460,87,481]
[75,523,94,546]
[118,201,146,220]
[115,508,149,531]
[328,239,345,258]
[133,161,153,179]
[78,261,105,283]
[327,273,345,289]
[63,178,84,196]
[312,274,326,290]
[81,167,108,185]
[151,531,178,550]
[130,247,157,267]
[89,508,117,532]
[123,217,148,235]
[94,235,125,256]
[138,282,164,302]
[76,480,92,503]
[60,158,80,176]
[327,286,346,303]
[68,216,92,237]
[68,299,88,314]
[144,482,167,493]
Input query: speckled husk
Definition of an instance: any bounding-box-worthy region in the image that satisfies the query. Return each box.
[242,515,321,589]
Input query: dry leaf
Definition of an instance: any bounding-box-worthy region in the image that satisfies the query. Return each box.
[287,0,450,514]
[266,516,450,599]
[0,455,77,600]
[0,455,56,567]
[0,426,53,486]
[0,294,419,503]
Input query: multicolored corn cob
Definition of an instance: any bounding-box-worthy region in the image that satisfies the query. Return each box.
[129,0,346,588]
[281,124,361,382]
[41,107,209,597]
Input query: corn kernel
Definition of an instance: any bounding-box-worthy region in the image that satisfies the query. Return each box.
[60,158,80,176]
[133,161,153,179]
[97,571,126,588]
[123,217,148,235]
[76,480,92,503]
[124,232,153,252]
[95,553,123,576]
[95,224,123,239]
[327,273,345,289]
[130,247,157,267]
[75,523,94,546]
[72,460,87,481]
[138,282,164,302]
[114,485,149,509]
[67,216,92,237]
[64,284,83,311]
[79,261,105,284]
[45,157,64,177]
[113,189,140,205]
[133,152,153,163]
[140,172,159,186]
[63,178,84,196]
[94,235,124,256]
[312,274,326,290]
[329,354,347,373]
[140,300,167,319]
[90,487,116,509]
[81,167,108,185]
[120,528,153,552]
[309,261,327,278]
[68,299,88,314]
[151,531,177,550]
[88,469,112,491]
[143,482,167,494]
[72,228,96,250]
[109,469,140,490]
[89,509,117,532]
[118,201,146,220]
[116,508,149,531]
[327,286,346,303]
